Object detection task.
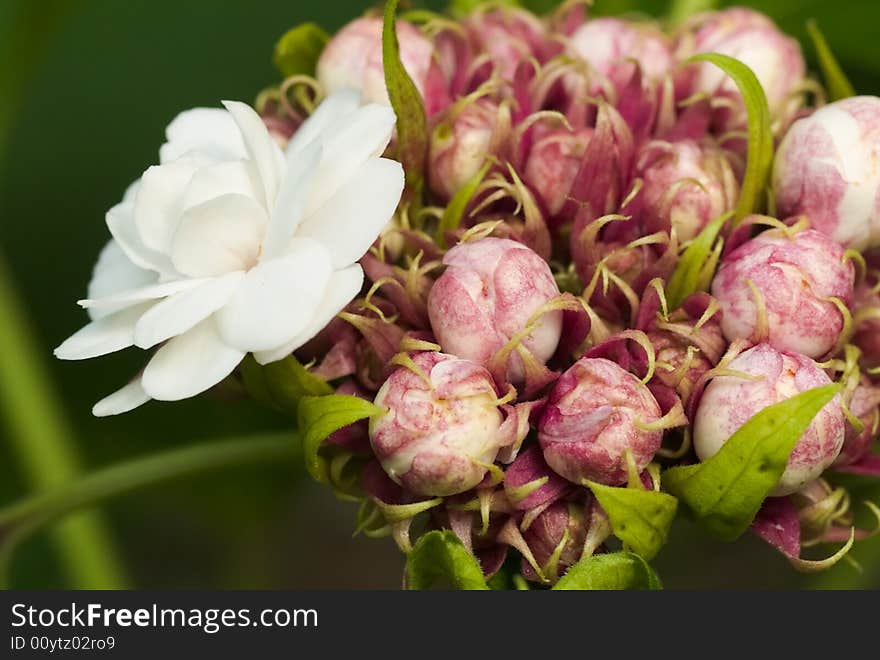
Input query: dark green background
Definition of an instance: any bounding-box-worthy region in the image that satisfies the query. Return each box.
[1,0,879,589]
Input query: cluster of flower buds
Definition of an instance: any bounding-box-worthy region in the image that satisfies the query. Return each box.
[142,1,880,585]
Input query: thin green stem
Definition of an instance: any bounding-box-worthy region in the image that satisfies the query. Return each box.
[0,432,300,587]
[666,0,717,26]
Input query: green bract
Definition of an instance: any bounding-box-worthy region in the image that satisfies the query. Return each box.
[273,23,329,78]
[241,355,332,417]
[436,162,491,247]
[665,211,731,310]
[553,551,662,590]
[806,19,856,101]
[298,395,383,482]
[584,482,678,560]
[405,530,490,590]
[664,384,843,541]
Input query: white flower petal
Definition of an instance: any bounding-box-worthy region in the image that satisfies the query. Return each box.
[253,263,364,365]
[106,190,176,277]
[179,159,262,214]
[134,154,212,254]
[142,317,245,401]
[305,103,397,216]
[170,193,268,278]
[262,142,322,261]
[222,101,284,210]
[133,271,245,349]
[87,240,158,320]
[216,238,333,352]
[93,380,151,417]
[160,108,247,164]
[296,158,404,268]
[286,88,362,157]
[79,279,203,311]
[54,303,152,360]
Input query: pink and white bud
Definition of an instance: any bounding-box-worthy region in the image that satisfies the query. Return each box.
[538,357,663,485]
[369,352,505,497]
[427,238,563,384]
[428,99,506,201]
[317,17,451,117]
[685,8,805,128]
[773,96,880,250]
[636,139,739,242]
[853,279,880,371]
[694,343,845,496]
[523,126,593,220]
[569,18,674,92]
[463,7,550,81]
[835,381,880,467]
[711,227,855,359]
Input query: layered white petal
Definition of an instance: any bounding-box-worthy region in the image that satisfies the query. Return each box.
[304,104,397,216]
[222,101,284,210]
[178,159,262,214]
[134,154,212,254]
[296,158,404,268]
[133,271,245,349]
[286,88,362,157]
[170,193,268,278]
[93,380,151,417]
[160,108,246,164]
[262,142,322,261]
[79,279,203,311]
[55,303,152,360]
[106,192,176,277]
[87,240,157,320]
[142,317,245,401]
[216,238,333,352]
[253,263,364,365]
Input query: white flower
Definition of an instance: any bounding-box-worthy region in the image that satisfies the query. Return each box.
[55,89,404,416]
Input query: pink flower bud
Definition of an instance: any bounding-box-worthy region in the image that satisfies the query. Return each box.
[693,343,845,496]
[569,18,674,92]
[369,352,505,497]
[711,227,855,359]
[773,96,880,250]
[853,279,880,371]
[520,501,589,583]
[685,8,805,128]
[835,381,880,467]
[523,126,593,219]
[427,238,563,384]
[463,7,550,81]
[635,139,739,242]
[428,99,507,201]
[317,17,451,117]
[538,357,663,485]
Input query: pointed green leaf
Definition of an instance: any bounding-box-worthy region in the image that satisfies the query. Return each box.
[436,162,491,248]
[665,211,731,310]
[806,20,856,101]
[405,530,489,590]
[554,551,662,590]
[584,482,678,560]
[298,395,383,482]
[273,23,329,78]
[383,0,427,205]
[688,53,773,224]
[664,383,843,541]
[243,354,332,416]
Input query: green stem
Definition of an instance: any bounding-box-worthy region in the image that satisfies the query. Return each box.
[0,432,299,587]
[666,0,717,26]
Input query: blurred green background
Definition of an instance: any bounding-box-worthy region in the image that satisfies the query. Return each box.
[1,0,879,589]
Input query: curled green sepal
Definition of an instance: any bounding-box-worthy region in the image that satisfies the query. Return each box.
[298,395,383,483]
[383,0,428,206]
[806,20,856,101]
[665,211,731,310]
[553,551,663,590]
[664,383,843,542]
[583,482,678,560]
[404,530,490,590]
[688,52,773,224]
[273,23,329,78]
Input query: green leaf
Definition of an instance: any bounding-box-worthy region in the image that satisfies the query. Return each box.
[242,354,332,416]
[405,530,490,590]
[436,162,491,248]
[273,23,328,78]
[664,383,843,541]
[383,0,428,207]
[806,19,856,101]
[665,211,731,310]
[688,53,773,224]
[584,482,678,560]
[298,394,383,482]
[554,552,662,590]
